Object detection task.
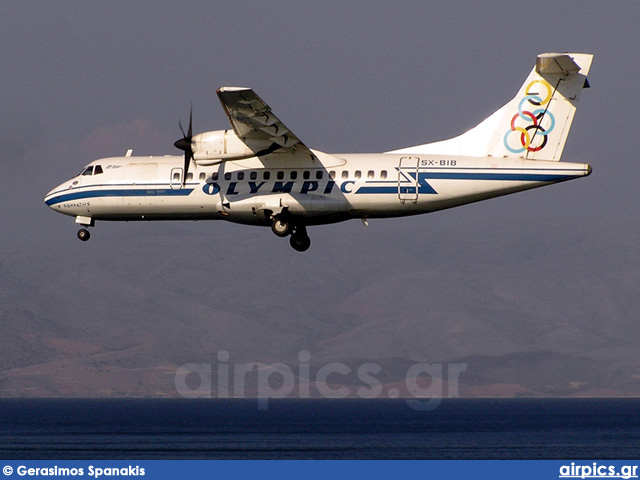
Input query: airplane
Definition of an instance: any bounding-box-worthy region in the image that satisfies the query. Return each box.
[45,52,593,252]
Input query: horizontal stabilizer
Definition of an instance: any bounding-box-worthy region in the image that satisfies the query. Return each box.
[536,53,581,76]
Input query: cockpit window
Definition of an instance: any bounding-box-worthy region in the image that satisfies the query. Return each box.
[77,165,103,176]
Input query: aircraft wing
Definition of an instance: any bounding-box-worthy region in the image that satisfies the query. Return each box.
[216,87,316,160]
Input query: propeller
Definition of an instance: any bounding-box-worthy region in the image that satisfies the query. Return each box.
[173,106,193,187]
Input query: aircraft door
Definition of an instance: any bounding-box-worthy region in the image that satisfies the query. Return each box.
[398,157,419,203]
[170,168,183,189]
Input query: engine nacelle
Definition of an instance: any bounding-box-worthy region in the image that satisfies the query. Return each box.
[191,130,270,164]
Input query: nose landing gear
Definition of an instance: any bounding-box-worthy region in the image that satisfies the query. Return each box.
[77,228,91,241]
[75,216,94,242]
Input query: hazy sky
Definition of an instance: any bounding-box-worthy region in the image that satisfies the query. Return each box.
[2,1,636,241]
[2,1,640,395]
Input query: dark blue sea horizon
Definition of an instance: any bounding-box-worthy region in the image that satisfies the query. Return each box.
[0,398,638,460]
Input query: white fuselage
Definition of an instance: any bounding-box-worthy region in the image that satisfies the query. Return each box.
[44,150,591,227]
[43,53,594,250]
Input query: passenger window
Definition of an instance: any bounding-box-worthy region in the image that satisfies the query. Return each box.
[263,171,271,180]
[367,170,374,179]
[303,171,310,180]
[186,173,193,181]
[381,170,387,179]
[355,170,361,179]
[173,172,180,181]
[329,171,336,179]
[316,171,323,180]
[341,171,349,179]
[212,172,219,181]
[224,172,232,181]
[290,171,297,180]
[94,165,103,175]
[199,172,206,181]
[250,171,257,180]
[237,172,244,180]
[277,171,284,180]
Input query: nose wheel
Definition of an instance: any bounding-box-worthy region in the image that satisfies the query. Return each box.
[77,228,91,241]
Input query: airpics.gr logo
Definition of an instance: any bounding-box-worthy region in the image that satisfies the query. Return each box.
[503,79,555,153]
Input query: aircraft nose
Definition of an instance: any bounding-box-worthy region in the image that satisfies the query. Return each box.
[44,188,56,208]
[44,183,66,209]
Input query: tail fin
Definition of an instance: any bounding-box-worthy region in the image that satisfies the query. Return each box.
[389,53,593,161]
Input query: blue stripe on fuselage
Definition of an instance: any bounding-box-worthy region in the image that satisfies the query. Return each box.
[45,187,194,206]
[355,171,577,195]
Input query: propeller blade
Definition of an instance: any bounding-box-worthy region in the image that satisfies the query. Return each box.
[174,105,195,188]
[183,148,192,187]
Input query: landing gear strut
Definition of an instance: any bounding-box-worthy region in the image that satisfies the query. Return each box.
[77,228,91,241]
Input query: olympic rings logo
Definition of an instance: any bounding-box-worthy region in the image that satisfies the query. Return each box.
[503,79,555,153]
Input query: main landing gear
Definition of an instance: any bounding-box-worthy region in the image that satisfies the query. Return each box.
[271,216,291,237]
[289,226,311,252]
[271,215,311,252]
